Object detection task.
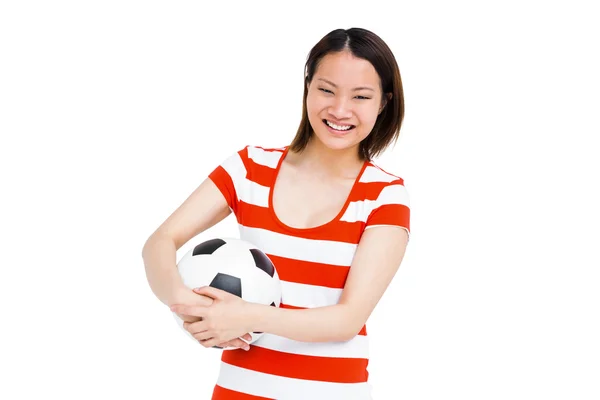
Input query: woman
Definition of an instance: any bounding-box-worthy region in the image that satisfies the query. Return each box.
[143,27,411,399]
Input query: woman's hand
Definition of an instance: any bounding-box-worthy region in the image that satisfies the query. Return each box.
[183,322,252,351]
[169,286,251,350]
[170,286,254,350]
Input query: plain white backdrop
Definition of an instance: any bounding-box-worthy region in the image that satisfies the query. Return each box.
[1,1,599,399]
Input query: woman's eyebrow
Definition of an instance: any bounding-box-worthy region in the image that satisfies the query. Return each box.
[317,78,375,91]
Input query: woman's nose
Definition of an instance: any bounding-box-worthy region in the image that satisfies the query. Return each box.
[328,97,352,119]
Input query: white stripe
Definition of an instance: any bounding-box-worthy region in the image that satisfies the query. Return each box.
[253,332,369,358]
[221,152,270,208]
[247,146,284,168]
[239,226,357,266]
[240,180,270,208]
[340,184,409,223]
[359,165,401,183]
[280,280,342,308]
[216,362,373,400]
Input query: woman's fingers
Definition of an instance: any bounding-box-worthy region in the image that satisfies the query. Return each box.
[193,330,213,342]
[241,333,252,342]
[216,339,236,349]
[198,337,220,348]
[183,320,252,351]
[231,338,250,350]
[177,313,201,323]
[207,337,251,351]
[217,334,253,348]
[183,320,207,334]
[201,338,251,350]
[171,304,207,318]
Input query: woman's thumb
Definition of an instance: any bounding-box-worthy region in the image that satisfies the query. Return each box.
[193,285,224,300]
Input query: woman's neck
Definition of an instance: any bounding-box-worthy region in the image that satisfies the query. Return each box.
[288,137,365,180]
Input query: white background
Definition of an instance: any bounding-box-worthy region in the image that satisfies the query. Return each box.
[1,1,599,399]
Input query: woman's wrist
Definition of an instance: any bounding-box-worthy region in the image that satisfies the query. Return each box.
[245,301,272,334]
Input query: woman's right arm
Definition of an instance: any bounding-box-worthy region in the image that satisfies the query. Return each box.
[141,177,232,307]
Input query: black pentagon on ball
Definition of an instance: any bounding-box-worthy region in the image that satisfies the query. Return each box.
[210,272,242,298]
[249,248,275,277]
[192,238,226,256]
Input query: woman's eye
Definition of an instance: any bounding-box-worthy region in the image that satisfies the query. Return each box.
[318,88,370,100]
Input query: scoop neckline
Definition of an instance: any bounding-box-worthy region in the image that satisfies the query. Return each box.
[268,146,370,233]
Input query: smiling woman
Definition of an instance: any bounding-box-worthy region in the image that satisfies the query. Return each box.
[142,27,411,400]
[291,28,403,161]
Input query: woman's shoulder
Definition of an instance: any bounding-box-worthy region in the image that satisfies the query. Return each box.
[216,145,287,178]
[230,144,287,158]
[233,144,287,152]
[359,160,411,222]
[362,159,406,186]
[239,144,287,169]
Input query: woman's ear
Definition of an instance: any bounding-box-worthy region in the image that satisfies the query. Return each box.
[379,93,392,114]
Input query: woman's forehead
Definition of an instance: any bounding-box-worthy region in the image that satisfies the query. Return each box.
[313,51,381,88]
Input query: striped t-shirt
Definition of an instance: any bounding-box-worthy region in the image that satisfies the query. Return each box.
[207,145,411,400]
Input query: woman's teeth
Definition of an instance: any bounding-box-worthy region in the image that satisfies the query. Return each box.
[325,120,354,131]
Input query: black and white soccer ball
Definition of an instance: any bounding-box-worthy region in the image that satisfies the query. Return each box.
[173,237,281,348]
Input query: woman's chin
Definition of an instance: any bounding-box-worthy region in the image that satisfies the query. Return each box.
[313,132,361,152]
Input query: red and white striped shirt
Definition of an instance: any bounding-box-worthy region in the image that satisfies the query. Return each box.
[208,145,410,399]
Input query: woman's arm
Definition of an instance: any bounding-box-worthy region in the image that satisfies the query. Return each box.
[247,225,409,342]
[174,225,409,345]
[142,177,231,306]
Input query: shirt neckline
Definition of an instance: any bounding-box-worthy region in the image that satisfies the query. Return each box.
[268,146,370,233]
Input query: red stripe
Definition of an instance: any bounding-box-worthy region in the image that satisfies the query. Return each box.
[279,303,367,335]
[367,203,410,230]
[350,180,401,202]
[212,385,273,400]
[239,147,277,188]
[221,346,369,383]
[268,255,350,288]
[252,145,286,152]
[238,201,364,243]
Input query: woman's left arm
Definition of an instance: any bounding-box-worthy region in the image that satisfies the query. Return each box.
[248,225,409,342]
[171,226,409,346]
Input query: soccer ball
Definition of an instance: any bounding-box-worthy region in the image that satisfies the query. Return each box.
[173,237,282,348]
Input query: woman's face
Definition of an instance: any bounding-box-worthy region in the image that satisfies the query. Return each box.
[306,50,386,154]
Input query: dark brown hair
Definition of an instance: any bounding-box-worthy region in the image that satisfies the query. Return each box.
[289,27,405,161]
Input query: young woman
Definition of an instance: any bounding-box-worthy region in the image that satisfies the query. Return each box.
[143,27,411,399]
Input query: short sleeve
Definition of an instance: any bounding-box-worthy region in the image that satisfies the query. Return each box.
[208,146,249,215]
[364,182,411,240]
